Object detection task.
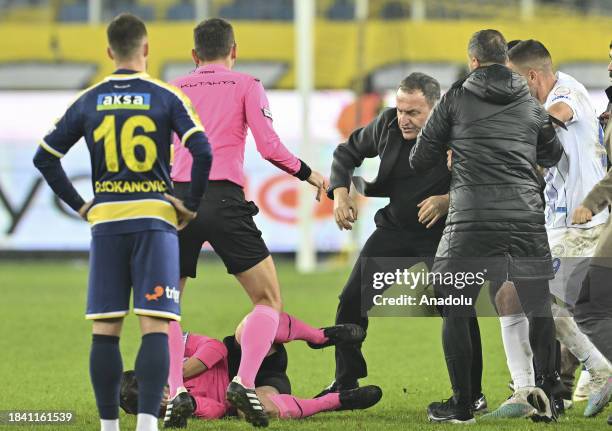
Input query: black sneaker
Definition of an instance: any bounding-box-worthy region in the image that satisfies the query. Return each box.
[307,324,365,349]
[472,393,488,414]
[427,397,475,424]
[538,372,571,399]
[226,377,268,428]
[314,380,339,398]
[163,390,195,429]
[338,385,382,411]
[534,373,564,422]
[608,414,612,425]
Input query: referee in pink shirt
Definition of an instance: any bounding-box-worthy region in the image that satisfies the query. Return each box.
[165,18,328,428]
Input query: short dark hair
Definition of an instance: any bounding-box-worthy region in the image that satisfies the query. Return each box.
[467,29,508,65]
[508,39,553,71]
[194,18,235,61]
[507,39,522,51]
[398,72,441,107]
[107,13,147,60]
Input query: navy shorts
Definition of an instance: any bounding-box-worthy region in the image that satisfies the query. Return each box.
[86,230,181,321]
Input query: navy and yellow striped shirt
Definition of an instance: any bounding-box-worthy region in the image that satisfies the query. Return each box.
[33,69,212,236]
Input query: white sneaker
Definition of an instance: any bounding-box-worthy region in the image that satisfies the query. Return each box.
[573,369,592,402]
[481,387,538,419]
[574,368,612,402]
[585,377,612,417]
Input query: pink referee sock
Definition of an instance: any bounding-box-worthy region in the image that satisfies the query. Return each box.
[167,320,185,398]
[269,393,341,419]
[236,305,280,388]
[274,312,328,345]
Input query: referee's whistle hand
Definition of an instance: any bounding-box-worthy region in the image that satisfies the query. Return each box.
[306,171,329,202]
[164,193,197,230]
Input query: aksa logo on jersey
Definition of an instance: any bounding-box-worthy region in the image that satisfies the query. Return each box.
[145,285,180,304]
[96,93,151,111]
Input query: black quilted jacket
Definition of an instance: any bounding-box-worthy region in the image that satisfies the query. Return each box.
[409,64,563,278]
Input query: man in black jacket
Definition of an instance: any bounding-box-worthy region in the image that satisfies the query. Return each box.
[410,29,563,424]
[320,73,488,407]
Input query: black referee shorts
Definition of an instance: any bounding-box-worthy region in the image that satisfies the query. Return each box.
[174,181,270,277]
[223,335,292,395]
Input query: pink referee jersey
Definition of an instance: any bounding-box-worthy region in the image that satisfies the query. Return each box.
[171,64,304,186]
[183,333,230,419]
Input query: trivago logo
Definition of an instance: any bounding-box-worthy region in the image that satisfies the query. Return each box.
[145,285,180,303]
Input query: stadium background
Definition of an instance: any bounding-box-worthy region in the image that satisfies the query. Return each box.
[1,0,610,254]
[1,1,611,430]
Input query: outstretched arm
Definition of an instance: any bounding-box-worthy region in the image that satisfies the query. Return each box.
[245,79,310,178]
[578,171,612,220]
[245,79,327,198]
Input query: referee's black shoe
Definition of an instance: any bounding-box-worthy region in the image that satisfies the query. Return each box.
[163,390,195,429]
[427,397,476,424]
[338,385,383,411]
[226,377,269,428]
[307,324,365,349]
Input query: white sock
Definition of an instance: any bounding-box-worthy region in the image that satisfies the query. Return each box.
[552,303,611,372]
[136,413,158,431]
[500,314,535,389]
[100,419,119,431]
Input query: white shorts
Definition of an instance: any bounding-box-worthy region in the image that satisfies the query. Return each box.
[548,225,604,305]
[547,225,604,258]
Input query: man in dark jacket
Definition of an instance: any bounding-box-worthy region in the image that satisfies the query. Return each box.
[320,73,480,403]
[410,29,563,424]
[572,40,612,362]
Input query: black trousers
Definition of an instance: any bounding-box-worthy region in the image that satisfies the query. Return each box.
[574,264,612,362]
[438,278,556,407]
[334,225,449,387]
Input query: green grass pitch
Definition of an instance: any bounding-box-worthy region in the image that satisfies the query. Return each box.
[1,259,610,430]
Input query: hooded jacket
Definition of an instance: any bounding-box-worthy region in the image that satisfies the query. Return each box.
[409,64,563,278]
